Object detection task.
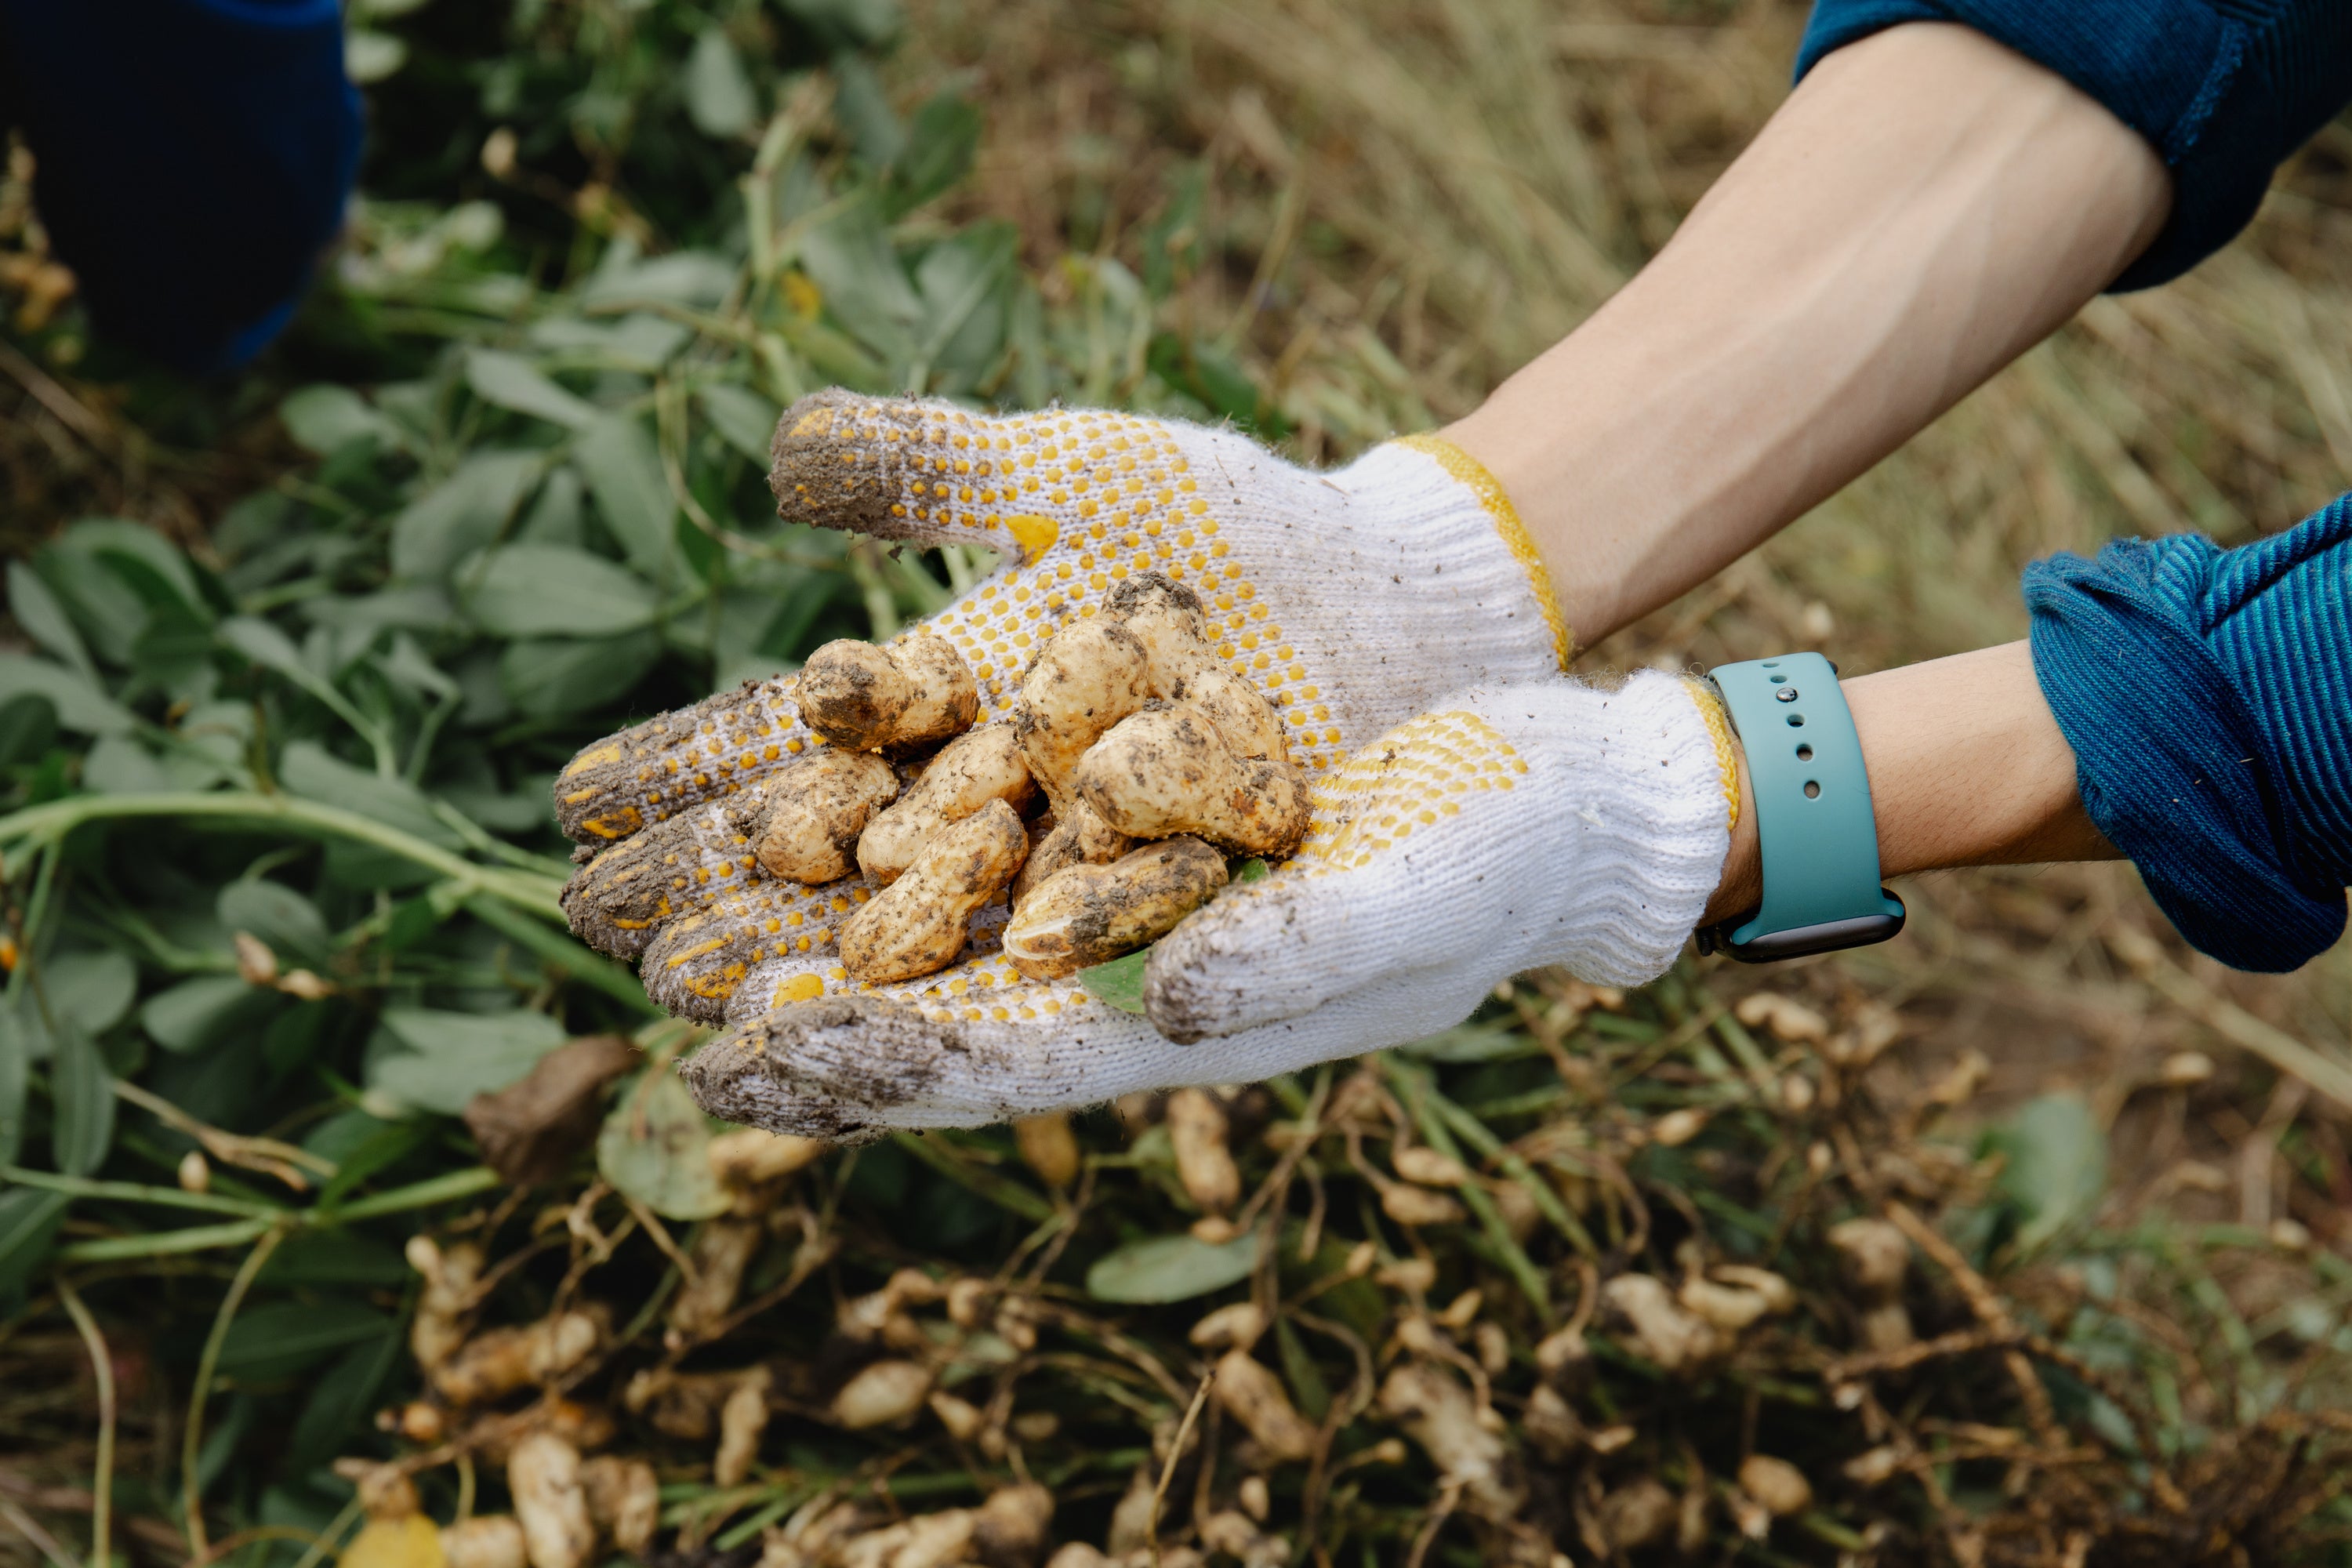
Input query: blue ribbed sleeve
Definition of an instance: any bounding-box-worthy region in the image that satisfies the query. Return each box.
[1798,2,2352,289]
[2024,500,2352,971]
[0,0,363,373]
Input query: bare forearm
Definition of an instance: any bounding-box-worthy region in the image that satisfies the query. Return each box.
[1703,641,2117,925]
[1446,23,2171,646]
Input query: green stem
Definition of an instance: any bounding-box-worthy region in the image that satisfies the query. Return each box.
[5,842,59,1005]
[0,793,566,916]
[1381,1057,1549,1315]
[0,1166,283,1220]
[60,1220,272,1263]
[183,1227,285,1558]
[1420,1087,1599,1261]
[327,1165,503,1222]
[55,1276,112,1568]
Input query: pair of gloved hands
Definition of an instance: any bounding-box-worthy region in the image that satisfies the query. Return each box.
[555,393,1740,1137]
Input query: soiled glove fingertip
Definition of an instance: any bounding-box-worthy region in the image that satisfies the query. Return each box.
[681,995,975,1142]
[1144,880,1327,1044]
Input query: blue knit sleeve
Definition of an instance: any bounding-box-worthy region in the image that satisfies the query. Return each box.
[0,0,364,374]
[2024,501,2352,971]
[1797,2,2352,290]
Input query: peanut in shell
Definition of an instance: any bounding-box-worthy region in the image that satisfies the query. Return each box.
[858,723,1035,886]
[753,749,902,884]
[840,799,1030,983]
[1002,836,1227,980]
[798,630,978,753]
[1076,702,1311,857]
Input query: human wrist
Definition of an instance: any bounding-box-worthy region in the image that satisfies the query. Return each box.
[1698,642,2115,934]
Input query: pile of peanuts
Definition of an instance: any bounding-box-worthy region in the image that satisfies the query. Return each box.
[761,573,1309,988]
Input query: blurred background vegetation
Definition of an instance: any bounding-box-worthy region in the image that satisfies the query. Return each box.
[2,2,2350,1566]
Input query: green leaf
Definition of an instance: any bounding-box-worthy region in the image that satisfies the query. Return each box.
[7,561,94,679]
[463,545,658,638]
[1078,949,1150,1015]
[289,1327,403,1456]
[1085,1232,1258,1304]
[499,632,661,719]
[0,999,32,1167]
[0,1188,67,1301]
[597,1069,729,1221]
[775,0,901,48]
[0,655,136,736]
[65,518,206,614]
[466,349,601,430]
[217,1299,393,1381]
[887,93,981,216]
[390,451,545,582]
[280,385,403,456]
[219,880,333,969]
[912,223,1016,390]
[368,1007,568,1116]
[572,414,676,579]
[82,735,175,794]
[698,385,782,463]
[0,694,60,769]
[49,1014,115,1177]
[684,27,759,139]
[1276,1315,1331,1420]
[798,197,923,366]
[1991,1091,2107,1253]
[142,977,283,1056]
[42,950,138,1037]
[279,741,465,848]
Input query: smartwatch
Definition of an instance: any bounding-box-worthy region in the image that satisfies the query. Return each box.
[1694,652,1906,964]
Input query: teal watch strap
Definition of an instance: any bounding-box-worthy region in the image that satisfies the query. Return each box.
[1697,652,1906,963]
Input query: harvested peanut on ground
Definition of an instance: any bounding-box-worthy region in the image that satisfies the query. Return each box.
[1008,800,1133,913]
[753,750,901,884]
[433,1308,601,1405]
[858,724,1034,886]
[1166,1088,1241,1213]
[840,799,1029,983]
[1002,836,1227,979]
[440,1517,528,1568]
[798,630,977,752]
[1014,1111,1082,1189]
[509,1432,595,1568]
[1212,1348,1317,1464]
[580,1457,659,1555]
[1077,703,1311,857]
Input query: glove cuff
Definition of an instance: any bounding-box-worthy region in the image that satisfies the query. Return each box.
[1502,669,1737,985]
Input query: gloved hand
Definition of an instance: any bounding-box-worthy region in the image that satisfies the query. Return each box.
[553,391,1729,1135]
[680,672,1737,1138]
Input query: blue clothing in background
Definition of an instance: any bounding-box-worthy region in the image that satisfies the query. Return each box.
[1798,2,2352,290]
[0,0,362,373]
[2026,501,2352,972]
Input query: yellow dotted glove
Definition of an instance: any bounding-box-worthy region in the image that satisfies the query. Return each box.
[681,674,1737,1137]
[554,390,1586,1129]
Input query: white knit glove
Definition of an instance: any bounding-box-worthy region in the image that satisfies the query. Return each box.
[554,391,1731,1135]
[557,391,1569,1001]
[681,671,1739,1138]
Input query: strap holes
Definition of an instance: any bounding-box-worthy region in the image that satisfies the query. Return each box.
[1795,744,1813,760]
[1803,781,1820,799]
[1786,713,1805,728]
